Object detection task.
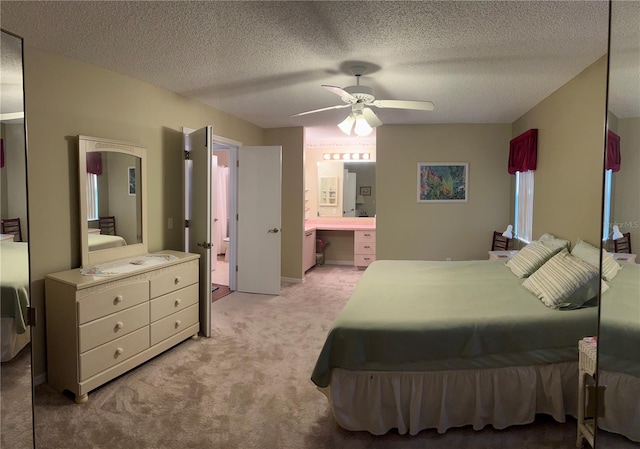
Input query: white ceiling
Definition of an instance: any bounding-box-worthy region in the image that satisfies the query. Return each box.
[0,1,626,136]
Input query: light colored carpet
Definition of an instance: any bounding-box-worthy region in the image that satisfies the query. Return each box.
[29,264,637,448]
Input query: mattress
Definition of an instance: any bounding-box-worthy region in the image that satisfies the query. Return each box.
[311,259,598,388]
[88,233,127,251]
[0,241,30,334]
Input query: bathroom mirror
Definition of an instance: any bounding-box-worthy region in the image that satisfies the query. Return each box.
[595,0,640,445]
[316,161,375,217]
[0,28,34,449]
[78,135,148,268]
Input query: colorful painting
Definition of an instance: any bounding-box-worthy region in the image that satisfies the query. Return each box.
[417,163,468,203]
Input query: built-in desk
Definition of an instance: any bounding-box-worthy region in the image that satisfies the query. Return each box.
[304,219,376,268]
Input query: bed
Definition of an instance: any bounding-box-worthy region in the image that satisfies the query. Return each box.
[0,241,30,362]
[87,233,127,251]
[311,255,600,435]
[597,262,640,442]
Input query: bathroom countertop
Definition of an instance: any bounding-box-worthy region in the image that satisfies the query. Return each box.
[304,218,375,232]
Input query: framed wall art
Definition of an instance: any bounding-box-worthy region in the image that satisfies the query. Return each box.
[417,162,468,203]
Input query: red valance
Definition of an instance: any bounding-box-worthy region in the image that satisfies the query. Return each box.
[606,130,621,172]
[86,152,102,175]
[508,129,538,174]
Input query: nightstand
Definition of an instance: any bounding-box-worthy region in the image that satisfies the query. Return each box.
[0,234,15,242]
[577,337,597,448]
[612,253,637,264]
[488,250,518,261]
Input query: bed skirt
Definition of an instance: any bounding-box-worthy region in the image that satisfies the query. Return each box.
[1,317,30,362]
[597,370,640,442]
[318,362,579,436]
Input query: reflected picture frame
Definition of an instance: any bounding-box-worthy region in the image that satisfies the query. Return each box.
[128,166,136,196]
[417,162,468,203]
[360,186,371,196]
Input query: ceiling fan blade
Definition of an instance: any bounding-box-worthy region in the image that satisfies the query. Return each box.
[362,107,383,127]
[289,103,350,117]
[322,84,356,101]
[373,100,435,111]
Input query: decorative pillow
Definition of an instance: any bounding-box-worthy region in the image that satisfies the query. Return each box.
[506,240,563,278]
[571,239,621,281]
[538,233,571,251]
[522,249,605,310]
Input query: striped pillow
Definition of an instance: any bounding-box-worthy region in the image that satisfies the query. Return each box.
[506,240,562,278]
[522,249,603,309]
[570,239,621,281]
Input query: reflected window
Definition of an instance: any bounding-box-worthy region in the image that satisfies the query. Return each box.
[602,169,613,240]
[514,171,534,243]
[86,173,99,220]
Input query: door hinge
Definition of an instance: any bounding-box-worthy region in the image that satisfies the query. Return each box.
[26,307,37,327]
[184,150,191,160]
[236,214,239,221]
[185,219,189,228]
[235,265,238,272]
[236,160,239,168]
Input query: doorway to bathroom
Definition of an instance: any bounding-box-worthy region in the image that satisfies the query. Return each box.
[211,143,232,291]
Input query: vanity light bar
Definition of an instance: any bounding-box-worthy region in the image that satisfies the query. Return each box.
[323,153,370,161]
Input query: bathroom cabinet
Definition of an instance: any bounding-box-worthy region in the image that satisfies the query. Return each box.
[319,177,338,206]
[354,230,376,268]
[304,228,316,272]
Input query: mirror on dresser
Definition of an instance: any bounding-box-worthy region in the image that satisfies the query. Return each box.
[0,28,34,449]
[78,135,148,268]
[596,1,640,446]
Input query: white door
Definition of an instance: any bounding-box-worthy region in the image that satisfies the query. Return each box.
[211,155,219,276]
[343,170,356,217]
[237,146,282,295]
[186,126,212,337]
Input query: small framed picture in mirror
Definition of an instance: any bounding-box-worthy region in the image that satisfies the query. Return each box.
[360,186,371,196]
[128,166,136,195]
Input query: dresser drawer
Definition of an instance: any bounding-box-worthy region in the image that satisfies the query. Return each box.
[354,254,376,267]
[355,241,376,254]
[79,302,149,353]
[78,280,149,324]
[355,230,376,243]
[79,327,150,381]
[150,283,199,322]
[150,304,199,346]
[149,261,199,298]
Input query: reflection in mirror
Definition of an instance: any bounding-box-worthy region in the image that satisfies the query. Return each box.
[0,29,34,449]
[597,1,640,446]
[316,161,375,217]
[79,136,148,268]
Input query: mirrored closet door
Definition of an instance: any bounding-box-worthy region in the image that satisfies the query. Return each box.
[0,28,34,449]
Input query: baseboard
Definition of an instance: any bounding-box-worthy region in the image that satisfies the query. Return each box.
[34,372,47,386]
[324,260,355,266]
[281,276,303,284]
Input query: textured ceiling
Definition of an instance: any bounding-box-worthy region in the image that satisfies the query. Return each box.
[0,1,622,134]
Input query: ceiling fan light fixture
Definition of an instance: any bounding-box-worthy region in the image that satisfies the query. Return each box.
[354,114,373,137]
[337,114,355,135]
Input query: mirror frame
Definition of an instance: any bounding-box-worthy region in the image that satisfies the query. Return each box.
[78,135,148,268]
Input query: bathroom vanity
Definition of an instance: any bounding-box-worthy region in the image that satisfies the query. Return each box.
[304,218,376,269]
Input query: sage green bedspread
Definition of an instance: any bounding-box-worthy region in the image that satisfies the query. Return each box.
[599,263,640,377]
[311,259,598,388]
[0,242,30,334]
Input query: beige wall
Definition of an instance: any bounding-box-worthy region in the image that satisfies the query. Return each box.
[376,124,512,261]
[264,127,304,281]
[512,56,608,247]
[611,116,640,248]
[24,46,264,378]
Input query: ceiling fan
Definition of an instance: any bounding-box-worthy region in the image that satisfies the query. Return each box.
[290,65,435,136]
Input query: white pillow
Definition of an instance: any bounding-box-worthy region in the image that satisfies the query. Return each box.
[538,233,571,251]
[571,239,621,281]
[506,240,563,278]
[522,249,605,310]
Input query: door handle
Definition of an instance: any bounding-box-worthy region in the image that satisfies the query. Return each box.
[197,242,212,249]
[214,218,219,222]
[267,228,280,234]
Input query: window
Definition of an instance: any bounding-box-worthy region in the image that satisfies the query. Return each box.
[602,169,613,241]
[514,170,534,243]
[86,173,99,221]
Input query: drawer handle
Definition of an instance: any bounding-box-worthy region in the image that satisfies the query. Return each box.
[364,257,371,261]
[114,295,123,304]
[115,347,124,356]
[175,320,182,328]
[364,233,370,237]
[115,321,124,330]
[174,277,181,285]
[364,245,371,249]
[175,298,181,307]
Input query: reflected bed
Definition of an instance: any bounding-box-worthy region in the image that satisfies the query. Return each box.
[87,233,127,251]
[311,259,598,435]
[0,241,30,361]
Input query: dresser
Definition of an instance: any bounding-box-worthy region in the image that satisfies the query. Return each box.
[354,230,376,268]
[45,251,200,403]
